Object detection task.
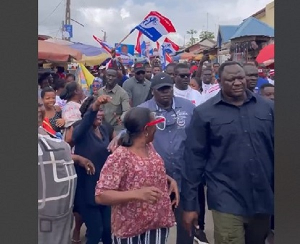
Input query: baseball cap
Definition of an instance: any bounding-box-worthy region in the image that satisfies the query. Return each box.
[151,73,174,90]
[133,62,145,73]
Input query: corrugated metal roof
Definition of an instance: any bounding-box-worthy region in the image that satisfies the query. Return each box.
[217,25,239,46]
[230,17,274,39]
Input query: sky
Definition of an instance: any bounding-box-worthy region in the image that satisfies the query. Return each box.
[38,0,273,47]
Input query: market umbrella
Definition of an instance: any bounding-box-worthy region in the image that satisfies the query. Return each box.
[256,43,274,64]
[69,42,109,56]
[178,52,197,60]
[77,54,111,66]
[45,39,73,45]
[38,40,82,62]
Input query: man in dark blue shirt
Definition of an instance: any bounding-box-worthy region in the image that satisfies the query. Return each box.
[181,61,274,244]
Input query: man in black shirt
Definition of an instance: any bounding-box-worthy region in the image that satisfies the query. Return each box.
[181,61,274,244]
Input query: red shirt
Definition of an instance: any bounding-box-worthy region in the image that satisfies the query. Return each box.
[95,144,175,238]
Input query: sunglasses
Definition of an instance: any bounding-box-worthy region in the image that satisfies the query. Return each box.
[136,71,145,75]
[178,74,190,79]
[92,84,101,88]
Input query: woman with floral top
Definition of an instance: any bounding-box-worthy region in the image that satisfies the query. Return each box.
[95,107,179,244]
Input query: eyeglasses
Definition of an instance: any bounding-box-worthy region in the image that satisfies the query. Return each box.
[178,74,190,79]
[136,71,145,75]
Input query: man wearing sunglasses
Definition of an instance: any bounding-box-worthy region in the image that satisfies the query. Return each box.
[122,62,151,107]
[173,63,204,106]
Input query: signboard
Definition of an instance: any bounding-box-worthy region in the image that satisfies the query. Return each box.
[114,44,135,66]
[115,44,135,56]
[63,24,73,38]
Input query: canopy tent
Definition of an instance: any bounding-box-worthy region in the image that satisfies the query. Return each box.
[173,52,196,60]
[38,40,82,62]
[256,44,274,64]
[44,38,111,65]
[77,54,111,66]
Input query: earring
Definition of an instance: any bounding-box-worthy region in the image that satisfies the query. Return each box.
[145,132,149,137]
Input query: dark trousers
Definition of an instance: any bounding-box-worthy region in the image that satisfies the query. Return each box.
[197,183,206,230]
[171,193,194,244]
[80,204,111,244]
[113,228,169,244]
[212,210,270,244]
[271,215,274,230]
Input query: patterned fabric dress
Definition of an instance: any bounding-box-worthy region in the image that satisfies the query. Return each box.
[38,133,77,244]
[95,144,175,241]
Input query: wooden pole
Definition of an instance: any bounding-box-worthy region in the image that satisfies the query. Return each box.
[115,32,132,49]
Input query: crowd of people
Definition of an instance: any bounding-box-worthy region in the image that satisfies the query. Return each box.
[38,53,274,244]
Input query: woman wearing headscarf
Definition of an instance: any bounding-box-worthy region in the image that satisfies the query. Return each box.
[72,95,115,244]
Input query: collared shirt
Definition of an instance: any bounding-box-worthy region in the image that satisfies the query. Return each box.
[122,77,151,107]
[98,85,130,132]
[182,91,274,216]
[138,97,195,191]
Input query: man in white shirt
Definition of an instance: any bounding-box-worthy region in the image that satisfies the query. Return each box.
[201,66,220,102]
[173,63,204,106]
[193,54,220,103]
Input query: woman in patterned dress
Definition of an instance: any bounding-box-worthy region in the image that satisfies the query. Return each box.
[95,107,179,244]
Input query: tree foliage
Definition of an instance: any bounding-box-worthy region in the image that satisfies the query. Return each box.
[186,29,199,46]
[199,31,215,40]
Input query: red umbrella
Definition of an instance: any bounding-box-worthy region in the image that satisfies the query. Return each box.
[38,40,82,62]
[256,44,274,64]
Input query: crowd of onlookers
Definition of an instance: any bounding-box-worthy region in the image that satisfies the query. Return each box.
[38,56,274,244]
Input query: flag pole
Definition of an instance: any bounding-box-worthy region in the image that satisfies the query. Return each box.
[115,32,132,49]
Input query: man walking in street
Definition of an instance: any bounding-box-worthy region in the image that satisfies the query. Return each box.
[260,83,275,101]
[182,61,274,244]
[173,63,204,106]
[122,62,151,107]
[244,63,259,92]
[98,67,131,133]
[138,72,198,244]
